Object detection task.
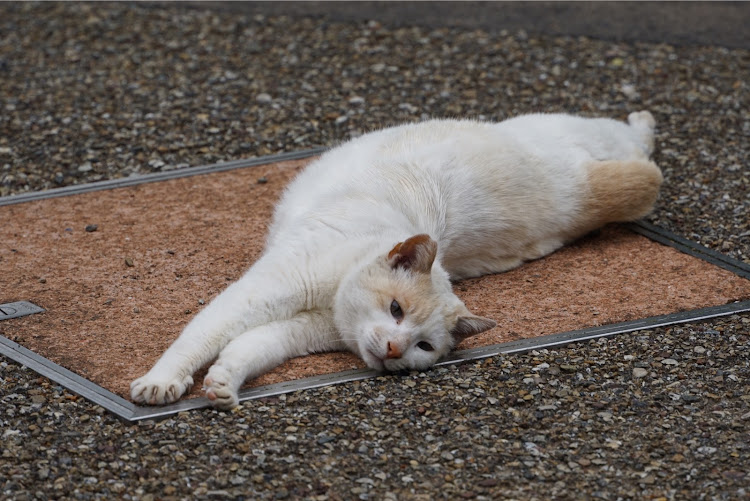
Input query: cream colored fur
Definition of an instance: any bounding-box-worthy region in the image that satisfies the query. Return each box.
[131,111,662,409]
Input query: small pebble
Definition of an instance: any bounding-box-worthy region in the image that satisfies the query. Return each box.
[256,93,272,104]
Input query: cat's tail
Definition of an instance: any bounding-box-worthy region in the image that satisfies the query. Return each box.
[578,159,663,232]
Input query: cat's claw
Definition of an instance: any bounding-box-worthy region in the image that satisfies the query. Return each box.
[203,367,239,410]
[130,374,193,405]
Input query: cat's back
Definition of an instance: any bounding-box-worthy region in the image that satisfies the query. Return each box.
[297,118,497,178]
[285,113,631,190]
[270,119,503,230]
[269,117,590,239]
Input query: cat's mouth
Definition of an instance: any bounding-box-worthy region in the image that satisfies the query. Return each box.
[365,349,411,373]
[363,349,386,371]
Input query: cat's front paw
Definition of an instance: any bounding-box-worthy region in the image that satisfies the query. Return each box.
[130,373,194,405]
[203,366,239,410]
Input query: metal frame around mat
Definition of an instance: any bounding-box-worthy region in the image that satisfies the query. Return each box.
[1,149,749,422]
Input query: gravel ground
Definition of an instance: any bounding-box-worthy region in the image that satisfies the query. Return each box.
[1,2,748,499]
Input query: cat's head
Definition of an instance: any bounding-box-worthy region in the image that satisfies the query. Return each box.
[334,234,496,372]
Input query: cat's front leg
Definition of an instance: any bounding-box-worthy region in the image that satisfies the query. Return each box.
[130,370,195,406]
[131,267,304,405]
[203,309,340,410]
[130,285,250,404]
[129,300,240,405]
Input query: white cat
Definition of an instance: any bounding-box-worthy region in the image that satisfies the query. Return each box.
[131,111,662,409]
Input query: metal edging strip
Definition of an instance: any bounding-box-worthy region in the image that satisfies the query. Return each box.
[0,335,137,420]
[1,151,749,421]
[438,299,750,365]
[0,147,327,207]
[628,221,750,280]
[131,367,381,422]
[4,298,749,423]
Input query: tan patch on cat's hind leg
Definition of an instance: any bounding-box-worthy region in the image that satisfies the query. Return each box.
[578,159,663,233]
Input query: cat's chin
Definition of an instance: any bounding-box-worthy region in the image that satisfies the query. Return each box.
[361,351,423,373]
[361,349,386,372]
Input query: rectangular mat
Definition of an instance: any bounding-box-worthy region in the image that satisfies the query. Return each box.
[2,152,749,420]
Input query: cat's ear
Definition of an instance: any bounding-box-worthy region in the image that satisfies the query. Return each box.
[451,314,497,341]
[387,234,437,273]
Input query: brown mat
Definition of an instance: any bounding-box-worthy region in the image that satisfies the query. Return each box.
[2,158,749,402]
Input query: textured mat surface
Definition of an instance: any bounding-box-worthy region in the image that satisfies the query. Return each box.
[2,158,749,402]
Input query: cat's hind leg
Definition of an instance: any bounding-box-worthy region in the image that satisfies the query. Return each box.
[628,110,655,130]
[628,110,656,156]
[576,111,658,231]
[576,158,663,234]
[203,310,340,410]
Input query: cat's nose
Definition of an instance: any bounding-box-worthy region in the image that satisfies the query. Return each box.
[386,341,402,359]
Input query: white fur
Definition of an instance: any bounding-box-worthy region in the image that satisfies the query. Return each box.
[131,111,660,409]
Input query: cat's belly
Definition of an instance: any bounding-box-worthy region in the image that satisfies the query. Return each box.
[442,237,565,280]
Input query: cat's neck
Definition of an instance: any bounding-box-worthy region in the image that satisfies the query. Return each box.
[254,230,406,310]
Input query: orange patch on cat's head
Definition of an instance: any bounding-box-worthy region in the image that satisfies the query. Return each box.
[387,234,437,274]
[372,272,438,327]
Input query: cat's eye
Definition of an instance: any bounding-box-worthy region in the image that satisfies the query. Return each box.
[416,341,434,352]
[390,299,404,320]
